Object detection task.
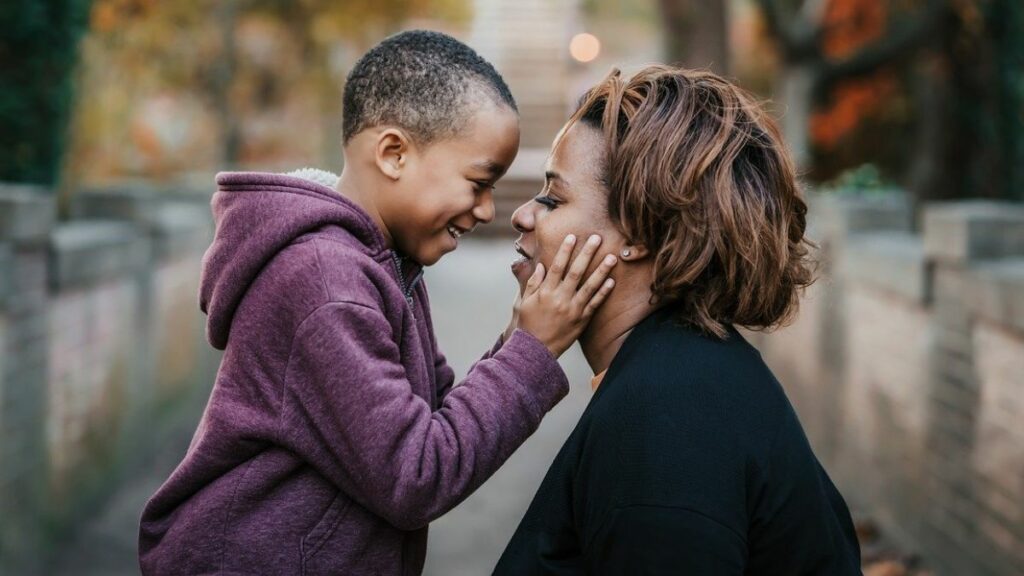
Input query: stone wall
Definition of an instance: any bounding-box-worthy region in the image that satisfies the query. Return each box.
[747,194,1024,575]
[0,182,216,573]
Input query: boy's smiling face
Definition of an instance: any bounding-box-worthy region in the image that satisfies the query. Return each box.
[379,102,520,266]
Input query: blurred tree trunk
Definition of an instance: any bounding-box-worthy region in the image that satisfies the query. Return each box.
[213,0,242,168]
[658,0,730,74]
[0,1,93,186]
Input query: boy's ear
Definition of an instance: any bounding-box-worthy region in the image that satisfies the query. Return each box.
[374,128,411,180]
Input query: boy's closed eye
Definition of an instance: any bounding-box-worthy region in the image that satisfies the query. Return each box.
[470,180,496,194]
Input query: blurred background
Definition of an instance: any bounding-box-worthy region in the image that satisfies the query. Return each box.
[1,0,1022,574]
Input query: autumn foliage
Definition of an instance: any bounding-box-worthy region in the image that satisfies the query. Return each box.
[810,0,899,150]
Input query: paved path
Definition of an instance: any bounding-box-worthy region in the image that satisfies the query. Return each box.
[49,238,594,575]
[422,239,594,575]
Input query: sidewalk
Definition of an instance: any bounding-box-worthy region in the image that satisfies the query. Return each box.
[422,239,594,575]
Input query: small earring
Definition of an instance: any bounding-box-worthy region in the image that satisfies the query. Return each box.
[621,249,631,258]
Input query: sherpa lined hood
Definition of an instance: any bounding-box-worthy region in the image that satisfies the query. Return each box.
[199,169,387,349]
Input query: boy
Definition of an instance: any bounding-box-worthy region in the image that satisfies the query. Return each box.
[139,30,616,575]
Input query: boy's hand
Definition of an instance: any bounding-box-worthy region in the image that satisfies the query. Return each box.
[516,234,617,358]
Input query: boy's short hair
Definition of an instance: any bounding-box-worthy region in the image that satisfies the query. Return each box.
[569,66,815,339]
[342,30,518,145]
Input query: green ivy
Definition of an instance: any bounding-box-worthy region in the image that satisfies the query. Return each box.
[821,164,893,195]
[0,1,92,187]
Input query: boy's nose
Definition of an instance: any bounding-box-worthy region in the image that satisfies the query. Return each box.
[511,200,534,233]
[472,188,495,224]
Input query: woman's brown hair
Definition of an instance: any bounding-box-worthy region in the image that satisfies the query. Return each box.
[568,65,815,338]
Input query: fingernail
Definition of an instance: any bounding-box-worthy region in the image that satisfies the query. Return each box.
[565,234,576,244]
[604,255,616,265]
[606,278,615,287]
[588,234,600,245]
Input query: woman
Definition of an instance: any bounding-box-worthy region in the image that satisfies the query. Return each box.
[496,66,862,574]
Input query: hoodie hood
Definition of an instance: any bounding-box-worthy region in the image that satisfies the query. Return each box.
[200,170,387,349]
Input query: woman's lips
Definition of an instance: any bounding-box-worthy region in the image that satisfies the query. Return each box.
[511,241,533,281]
[513,241,532,261]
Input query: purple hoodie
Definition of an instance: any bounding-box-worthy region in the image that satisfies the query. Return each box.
[138,171,569,575]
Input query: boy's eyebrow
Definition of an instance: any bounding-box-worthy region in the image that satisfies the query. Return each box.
[471,160,506,179]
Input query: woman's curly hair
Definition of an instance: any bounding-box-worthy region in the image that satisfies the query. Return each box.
[568,66,816,338]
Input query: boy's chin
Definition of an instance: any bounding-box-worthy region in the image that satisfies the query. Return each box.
[414,243,452,267]
[416,251,444,267]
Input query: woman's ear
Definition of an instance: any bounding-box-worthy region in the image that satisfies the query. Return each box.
[619,243,650,261]
[374,128,410,180]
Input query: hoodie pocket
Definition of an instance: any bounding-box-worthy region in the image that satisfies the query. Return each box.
[301,493,351,572]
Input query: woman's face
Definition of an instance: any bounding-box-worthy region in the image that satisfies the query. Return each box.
[511,122,626,290]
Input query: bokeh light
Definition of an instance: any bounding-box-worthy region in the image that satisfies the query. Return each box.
[569,32,600,63]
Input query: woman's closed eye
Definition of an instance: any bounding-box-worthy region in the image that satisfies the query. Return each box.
[533,195,560,210]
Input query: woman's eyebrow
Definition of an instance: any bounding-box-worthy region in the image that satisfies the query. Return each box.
[545,170,566,185]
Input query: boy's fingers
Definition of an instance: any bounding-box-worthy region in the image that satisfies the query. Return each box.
[525,263,545,296]
[543,235,575,289]
[560,234,602,292]
[583,278,616,317]
[573,253,617,306]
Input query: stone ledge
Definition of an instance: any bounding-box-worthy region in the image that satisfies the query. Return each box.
[151,203,213,260]
[165,177,215,209]
[843,231,929,304]
[49,221,151,291]
[71,184,213,260]
[71,182,163,223]
[808,190,912,245]
[924,201,1024,264]
[0,184,56,244]
[969,259,1024,334]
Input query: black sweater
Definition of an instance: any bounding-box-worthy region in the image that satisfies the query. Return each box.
[494,309,862,575]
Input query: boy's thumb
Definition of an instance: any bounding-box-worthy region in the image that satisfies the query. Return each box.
[527,263,544,292]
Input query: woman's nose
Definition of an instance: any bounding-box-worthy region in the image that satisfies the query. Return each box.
[511,200,535,233]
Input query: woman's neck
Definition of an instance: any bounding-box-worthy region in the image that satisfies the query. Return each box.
[579,274,657,375]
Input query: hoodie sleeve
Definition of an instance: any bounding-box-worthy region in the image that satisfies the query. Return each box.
[279,301,568,531]
[418,282,504,402]
[434,335,506,402]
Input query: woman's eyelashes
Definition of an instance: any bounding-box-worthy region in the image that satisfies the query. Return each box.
[533,195,560,210]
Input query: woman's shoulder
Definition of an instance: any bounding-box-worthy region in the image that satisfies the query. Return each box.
[610,312,786,408]
[591,312,794,457]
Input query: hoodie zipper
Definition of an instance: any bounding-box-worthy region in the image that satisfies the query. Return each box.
[390,252,423,314]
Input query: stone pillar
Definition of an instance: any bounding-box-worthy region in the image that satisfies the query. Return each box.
[798,191,912,464]
[0,184,55,574]
[70,183,213,429]
[967,259,1024,575]
[47,220,151,522]
[921,201,1024,575]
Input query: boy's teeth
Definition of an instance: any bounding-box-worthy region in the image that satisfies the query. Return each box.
[447,226,462,239]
